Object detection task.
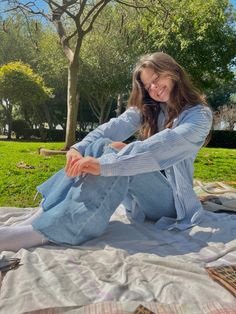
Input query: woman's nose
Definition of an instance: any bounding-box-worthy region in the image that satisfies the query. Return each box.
[149,82,159,92]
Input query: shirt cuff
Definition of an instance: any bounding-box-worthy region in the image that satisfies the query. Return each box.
[100,164,120,176]
[98,153,119,176]
[70,143,86,155]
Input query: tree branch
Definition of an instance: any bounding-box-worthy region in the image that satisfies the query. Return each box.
[76,0,87,22]
[83,0,111,35]
[67,29,79,42]
[81,0,108,29]
[0,100,7,113]
[46,0,76,20]
[4,1,51,20]
[53,18,74,62]
[115,0,150,10]
[88,101,100,120]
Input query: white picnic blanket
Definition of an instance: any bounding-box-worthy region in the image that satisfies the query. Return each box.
[0,182,236,314]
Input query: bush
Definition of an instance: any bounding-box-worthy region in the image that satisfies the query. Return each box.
[76,131,89,141]
[17,127,235,148]
[46,130,89,141]
[18,128,89,142]
[20,128,63,141]
[207,130,236,148]
[12,119,29,139]
[46,129,65,141]
[21,128,41,140]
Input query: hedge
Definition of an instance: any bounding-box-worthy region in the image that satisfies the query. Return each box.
[19,128,88,142]
[207,130,236,149]
[18,128,235,148]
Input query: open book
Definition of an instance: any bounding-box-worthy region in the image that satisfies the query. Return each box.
[206,265,236,297]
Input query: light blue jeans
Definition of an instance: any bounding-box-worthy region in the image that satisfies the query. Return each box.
[32,138,176,246]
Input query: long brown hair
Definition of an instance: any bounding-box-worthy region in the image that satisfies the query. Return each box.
[128,52,208,139]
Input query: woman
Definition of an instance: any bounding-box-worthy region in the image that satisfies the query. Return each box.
[0,52,212,252]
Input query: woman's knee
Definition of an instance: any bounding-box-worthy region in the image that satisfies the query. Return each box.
[84,138,113,157]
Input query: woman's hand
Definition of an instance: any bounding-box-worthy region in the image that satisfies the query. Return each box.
[65,148,83,176]
[66,156,101,177]
[109,141,127,151]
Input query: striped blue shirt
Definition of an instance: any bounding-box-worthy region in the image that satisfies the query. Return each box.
[72,104,213,230]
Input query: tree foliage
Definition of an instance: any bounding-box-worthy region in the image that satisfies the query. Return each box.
[0,14,40,65]
[0,61,52,138]
[207,78,236,110]
[0,0,235,136]
[2,0,151,149]
[78,6,133,123]
[0,61,52,104]
[0,15,68,129]
[124,0,236,90]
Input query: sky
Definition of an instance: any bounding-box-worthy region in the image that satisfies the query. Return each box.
[20,0,236,10]
[1,0,236,12]
[29,0,236,9]
[0,1,236,24]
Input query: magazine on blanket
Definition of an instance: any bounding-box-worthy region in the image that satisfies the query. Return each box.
[194,181,236,213]
[0,257,21,272]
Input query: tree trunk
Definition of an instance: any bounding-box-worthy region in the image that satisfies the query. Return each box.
[22,108,33,128]
[64,61,79,150]
[7,114,12,139]
[0,100,12,139]
[99,108,105,124]
[43,103,53,129]
[99,99,112,124]
[6,100,13,140]
[116,93,123,117]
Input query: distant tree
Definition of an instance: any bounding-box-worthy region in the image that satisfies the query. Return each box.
[33,29,68,129]
[125,0,236,90]
[206,79,236,111]
[214,104,236,130]
[0,61,52,139]
[3,0,235,140]
[78,28,131,123]
[78,97,97,132]
[0,14,40,65]
[3,0,149,149]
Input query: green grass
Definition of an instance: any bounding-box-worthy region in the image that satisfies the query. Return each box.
[0,141,66,207]
[194,147,236,185]
[0,141,235,207]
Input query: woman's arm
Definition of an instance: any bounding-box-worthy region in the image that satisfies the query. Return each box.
[70,107,141,156]
[98,105,213,176]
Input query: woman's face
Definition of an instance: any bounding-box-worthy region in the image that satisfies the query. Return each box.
[140,67,174,104]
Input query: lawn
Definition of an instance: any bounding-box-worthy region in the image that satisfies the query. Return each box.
[0,141,66,207]
[194,147,236,185]
[0,141,235,207]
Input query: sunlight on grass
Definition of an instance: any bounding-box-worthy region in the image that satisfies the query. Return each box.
[0,141,66,207]
[0,141,235,207]
[194,148,236,185]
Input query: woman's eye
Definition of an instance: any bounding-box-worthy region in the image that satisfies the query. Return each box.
[146,75,160,92]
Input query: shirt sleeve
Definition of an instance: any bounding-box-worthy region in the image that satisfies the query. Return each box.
[71,107,141,155]
[99,105,213,176]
